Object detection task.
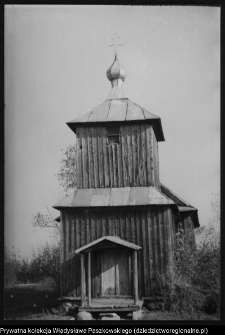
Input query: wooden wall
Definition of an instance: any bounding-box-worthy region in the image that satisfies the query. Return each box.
[60,206,175,298]
[180,212,196,246]
[76,123,160,189]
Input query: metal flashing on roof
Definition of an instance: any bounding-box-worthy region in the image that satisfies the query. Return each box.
[178,206,197,212]
[75,236,142,254]
[160,183,193,207]
[52,186,175,210]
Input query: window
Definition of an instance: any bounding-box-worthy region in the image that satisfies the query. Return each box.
[107,126,120,145]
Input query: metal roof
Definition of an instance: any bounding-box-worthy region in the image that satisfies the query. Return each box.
[178,206,197,212]
[160,183,193,207]
[53,186,175,210]
[75,236,142,254]
[160,183,200,228]
[67,98,165,142]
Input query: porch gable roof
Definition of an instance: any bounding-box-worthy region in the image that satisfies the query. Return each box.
[75,236,142,254]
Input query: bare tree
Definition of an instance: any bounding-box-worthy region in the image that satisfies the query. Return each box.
[31,145,77,235]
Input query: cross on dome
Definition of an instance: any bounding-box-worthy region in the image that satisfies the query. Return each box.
[109,32,123,55]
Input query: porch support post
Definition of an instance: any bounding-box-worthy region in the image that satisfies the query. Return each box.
[87,251,91,307]
[81,253,86,307]
[133,250,138,305]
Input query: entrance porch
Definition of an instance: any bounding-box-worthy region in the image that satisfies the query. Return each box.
[75,236,142,311]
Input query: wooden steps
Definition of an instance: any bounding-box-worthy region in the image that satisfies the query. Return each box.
[78,298,143,313]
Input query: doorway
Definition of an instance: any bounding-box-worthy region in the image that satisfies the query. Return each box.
[91,249,133,298]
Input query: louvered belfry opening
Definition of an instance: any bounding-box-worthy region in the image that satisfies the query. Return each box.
[107,126,120,145]
[53,50,199,310]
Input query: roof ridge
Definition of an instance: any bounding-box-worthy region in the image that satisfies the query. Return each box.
[87,110,92,122]
[128,99,160,119]
[125,99,129,120]
[151,185,175,203]
[142,107,160,119]
[106,99,112,121]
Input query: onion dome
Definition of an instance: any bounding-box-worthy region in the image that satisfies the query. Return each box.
[106,53,126,100]
[106,53,126,82]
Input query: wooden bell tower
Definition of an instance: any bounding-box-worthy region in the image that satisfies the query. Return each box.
[53,42,199,310]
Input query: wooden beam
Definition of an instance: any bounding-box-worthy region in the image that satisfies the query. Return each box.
[115,253,119,296]
[78,306,140,313]
[133,250,138,305]
[81,253,86,307]
[87,252,91,307]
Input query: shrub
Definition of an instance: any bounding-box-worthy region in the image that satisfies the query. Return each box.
[37,277,58,293]
[4,244,60,292]
[157,224,220,317]
[28,244,60,287]
[4,261,17,286]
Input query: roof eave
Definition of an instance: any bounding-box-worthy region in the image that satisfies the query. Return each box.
[66,119,165,142]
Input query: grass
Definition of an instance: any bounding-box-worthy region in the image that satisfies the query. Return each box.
[4,283,60,320]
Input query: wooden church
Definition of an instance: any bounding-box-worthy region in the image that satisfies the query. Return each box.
[53,45,199,312]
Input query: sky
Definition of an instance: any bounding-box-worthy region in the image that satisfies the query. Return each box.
[5,5,220,258]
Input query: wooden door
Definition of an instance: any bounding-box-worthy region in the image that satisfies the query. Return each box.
[101,249,132,297]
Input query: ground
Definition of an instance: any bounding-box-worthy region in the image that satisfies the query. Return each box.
[5,308,220,321]
[4,284,219,321]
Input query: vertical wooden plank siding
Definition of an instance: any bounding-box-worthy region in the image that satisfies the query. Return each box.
[155,141,160,189]
[147,209,153,296]
[112,145,117,187]
[65,215,70,294]
[135,209,142,298]
[149,126,155,187]
[166,208,174,273]
[108,144,113,188]
[76,211,81,297]
[180,213,195,247]
[76,124,160,189]
[127,127,132,186]
[71,215,75,296]
[59,211,64,298]
[80,253,85,307]
[141,124,147,186]
[102,128,109,187]
[156,208,162,290]
[61,206,176,298]
[76,128,82,189]
[146,124,152,186]
[81,127,88,188]
[132,125,137,186]
[98,129,103,188]
[87,252,91,307]
[117,140,122,187]
[121,126,127,187]
[133,250,138,304]
[141,209,147,295]
[92,127,99,188]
